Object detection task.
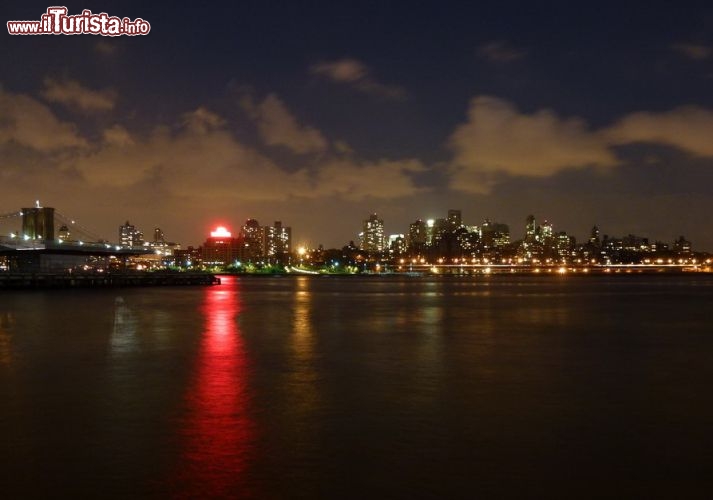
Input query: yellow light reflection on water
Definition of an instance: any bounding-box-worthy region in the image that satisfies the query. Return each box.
[0,311,14,365]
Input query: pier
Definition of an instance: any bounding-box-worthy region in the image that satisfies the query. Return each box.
[0,272,220,290]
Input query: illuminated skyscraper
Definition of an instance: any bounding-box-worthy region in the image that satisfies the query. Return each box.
[119,221,143,247]
[556,232,575,258]
[447,209,462,230]
[241,218,264,262]
[520,215,542,259]
[541,220,555,257]
[408,219,428,253]
[264,221,291,263]
[431,218,449,247]
[525,215,537,242]
[480,219,510,250]
[360,213,385,252]
[388,234,407,255]
[426,219,435,246]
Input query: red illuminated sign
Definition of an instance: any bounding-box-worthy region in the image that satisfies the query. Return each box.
[210,226,232,238]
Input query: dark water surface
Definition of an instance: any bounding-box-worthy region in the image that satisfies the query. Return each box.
[2,275,713,498]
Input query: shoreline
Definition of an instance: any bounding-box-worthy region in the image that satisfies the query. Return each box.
[2,267,711,290]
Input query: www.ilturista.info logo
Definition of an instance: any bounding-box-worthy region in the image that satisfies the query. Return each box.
[7,7,150,36]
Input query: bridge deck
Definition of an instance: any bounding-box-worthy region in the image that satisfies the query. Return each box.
[0,237,150,256]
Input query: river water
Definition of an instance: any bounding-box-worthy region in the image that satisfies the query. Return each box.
[1,275,713,498]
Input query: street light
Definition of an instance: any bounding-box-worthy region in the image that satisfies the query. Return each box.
[297,246,307,267]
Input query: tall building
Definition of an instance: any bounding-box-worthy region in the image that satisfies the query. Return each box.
[174,246,202,268]
[674,236,692,254]
[525,215,537,243]
[241,218,264,262]
[447,209,462,230]
[142,227,180,268]
[520,215,542,259]
[425,219,436,246]
[541,220,556,256]
[201,226,241,267]
[119,221,143,247]
[360,214,385,252]
[388,234,407,255]
[57,224,71,242]
[622,234,650,252]
[408,219,428,253]
[264,221,291,262]
[481,219,510,250]
[431,218,449,248]
[556,232,575,258]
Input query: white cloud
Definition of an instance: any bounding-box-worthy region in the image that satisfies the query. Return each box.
[0,82,423,206]
[310,58,407,100]
[448,96,615,190]
[0,87,87,151]
[313,158,427,200]
[95,40,118,56]
[181,107,226,134]
[252,94,329,154]
[69,108,422,202]
[606,106,713,157]
[477,40,527,62]
[41,77,117,112]
[102,125,135,147]
[448,95,713,193]
[312,58,367,82]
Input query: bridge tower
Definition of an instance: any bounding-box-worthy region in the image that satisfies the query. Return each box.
[22,206,55,241]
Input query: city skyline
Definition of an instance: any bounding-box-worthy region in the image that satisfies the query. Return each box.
[111,207,702,254]
[0,200,706,253]
[2,2,713,249]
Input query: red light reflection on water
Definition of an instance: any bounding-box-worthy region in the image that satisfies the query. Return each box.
[171,276,255,497]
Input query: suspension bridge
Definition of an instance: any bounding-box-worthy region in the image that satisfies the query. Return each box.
[0,204,149,272]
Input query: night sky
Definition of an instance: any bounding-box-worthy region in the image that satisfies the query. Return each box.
[2,1,713,249]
